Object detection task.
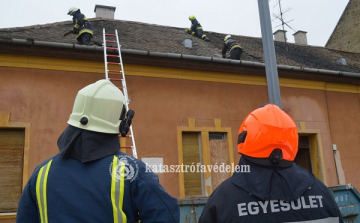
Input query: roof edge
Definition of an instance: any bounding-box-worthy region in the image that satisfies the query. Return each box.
[1,38,360,78]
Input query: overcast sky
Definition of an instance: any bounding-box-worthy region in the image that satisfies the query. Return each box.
[0,0,348,47]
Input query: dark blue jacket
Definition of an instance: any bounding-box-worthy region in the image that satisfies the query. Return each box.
[190,19,203,32]
[222,38,241,56]
[16,126,179,223]
[72,10,93,37]
[198,157,343,223]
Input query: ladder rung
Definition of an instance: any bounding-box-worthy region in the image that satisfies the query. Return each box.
[106,40,117,43]
[105,33,116,37]
[109,78,123,81]
[107,55,119,58]
[121,146,132,148]
[107,47,118,50]
[108,70,122,73]
[107,62,121,65]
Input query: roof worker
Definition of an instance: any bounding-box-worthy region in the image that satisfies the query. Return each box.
[222,35,243,60]
[16,80,180,223]
[64,7,93,46]
[199,104,343,223]
[185,15,210,41]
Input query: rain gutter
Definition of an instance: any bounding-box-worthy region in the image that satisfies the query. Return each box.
[3,38,360,78]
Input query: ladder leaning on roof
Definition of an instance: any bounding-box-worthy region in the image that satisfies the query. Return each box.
[102,28,138,159]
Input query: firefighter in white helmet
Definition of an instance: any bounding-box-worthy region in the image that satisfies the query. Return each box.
[17,80,180,223]
[199,104,342,223]
[222,35,243,60]
[64,7,93,45]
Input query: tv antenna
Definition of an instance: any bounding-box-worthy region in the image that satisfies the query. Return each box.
[272,0,296,42]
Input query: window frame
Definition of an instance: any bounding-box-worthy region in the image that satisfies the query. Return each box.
[177,118,234,198]
[0,112,30,218]
[298,122,327,185]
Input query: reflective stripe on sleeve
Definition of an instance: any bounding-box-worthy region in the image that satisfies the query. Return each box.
[111,156,127,223]
[36,159,53,223]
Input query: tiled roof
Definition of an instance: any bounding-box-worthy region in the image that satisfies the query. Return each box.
[1,18,360,74]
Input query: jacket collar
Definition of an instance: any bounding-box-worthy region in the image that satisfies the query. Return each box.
[231,156,315,201]
[57,125,120,163]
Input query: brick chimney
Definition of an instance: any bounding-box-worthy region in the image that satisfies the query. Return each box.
[293,31,308,45]
[94,5,116,19]
[273,30,287,42]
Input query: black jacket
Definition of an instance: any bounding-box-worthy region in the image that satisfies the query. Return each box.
[199,157,343,223]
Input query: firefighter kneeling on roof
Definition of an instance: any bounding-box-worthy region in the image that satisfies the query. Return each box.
[16,80,180,223]
[222,35,243,60]
[199,104,343,223]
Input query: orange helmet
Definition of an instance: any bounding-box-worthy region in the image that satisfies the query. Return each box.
[237,104,298,164]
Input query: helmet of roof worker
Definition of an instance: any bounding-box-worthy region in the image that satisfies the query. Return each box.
[224,35,232,42]
[237,104,298,163]
[189,15,196,20]
[67,7,79,15]
[67,79,126,134]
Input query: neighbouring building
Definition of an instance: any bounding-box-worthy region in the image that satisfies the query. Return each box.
[326,0,360,53]
[0,4,359,222]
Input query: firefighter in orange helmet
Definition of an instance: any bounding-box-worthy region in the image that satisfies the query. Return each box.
[199,104,343,223]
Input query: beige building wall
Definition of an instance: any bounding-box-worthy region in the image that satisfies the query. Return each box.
[0,53,360,221]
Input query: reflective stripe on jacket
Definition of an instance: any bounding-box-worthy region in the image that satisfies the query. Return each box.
[36,159,52,223]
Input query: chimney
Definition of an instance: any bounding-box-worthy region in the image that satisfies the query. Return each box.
[94,5,116,19]
[293,31,308,45]
[273,30,287,42]
[182,38,192,48]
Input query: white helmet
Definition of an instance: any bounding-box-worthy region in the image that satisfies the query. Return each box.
[67,79,126,134]
[224,35,232,41]
[67,7,79,15]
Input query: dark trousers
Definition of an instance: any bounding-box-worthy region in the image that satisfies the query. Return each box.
[195,29,206,39]
[230,48,243,60]
[77,33,92,45]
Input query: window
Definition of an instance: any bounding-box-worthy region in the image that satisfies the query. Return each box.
[0,128,25,213]
[208,133,230,190]
[182,132,203,197]
[294,136,312,172]
[181,131,233,197]
[178,118,235,198]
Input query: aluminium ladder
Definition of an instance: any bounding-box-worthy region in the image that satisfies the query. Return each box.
[102,28,138,159]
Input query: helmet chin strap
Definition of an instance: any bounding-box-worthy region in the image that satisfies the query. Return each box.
[242,149,294,168]
[119,110,135,137]
[269,148,283,163]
